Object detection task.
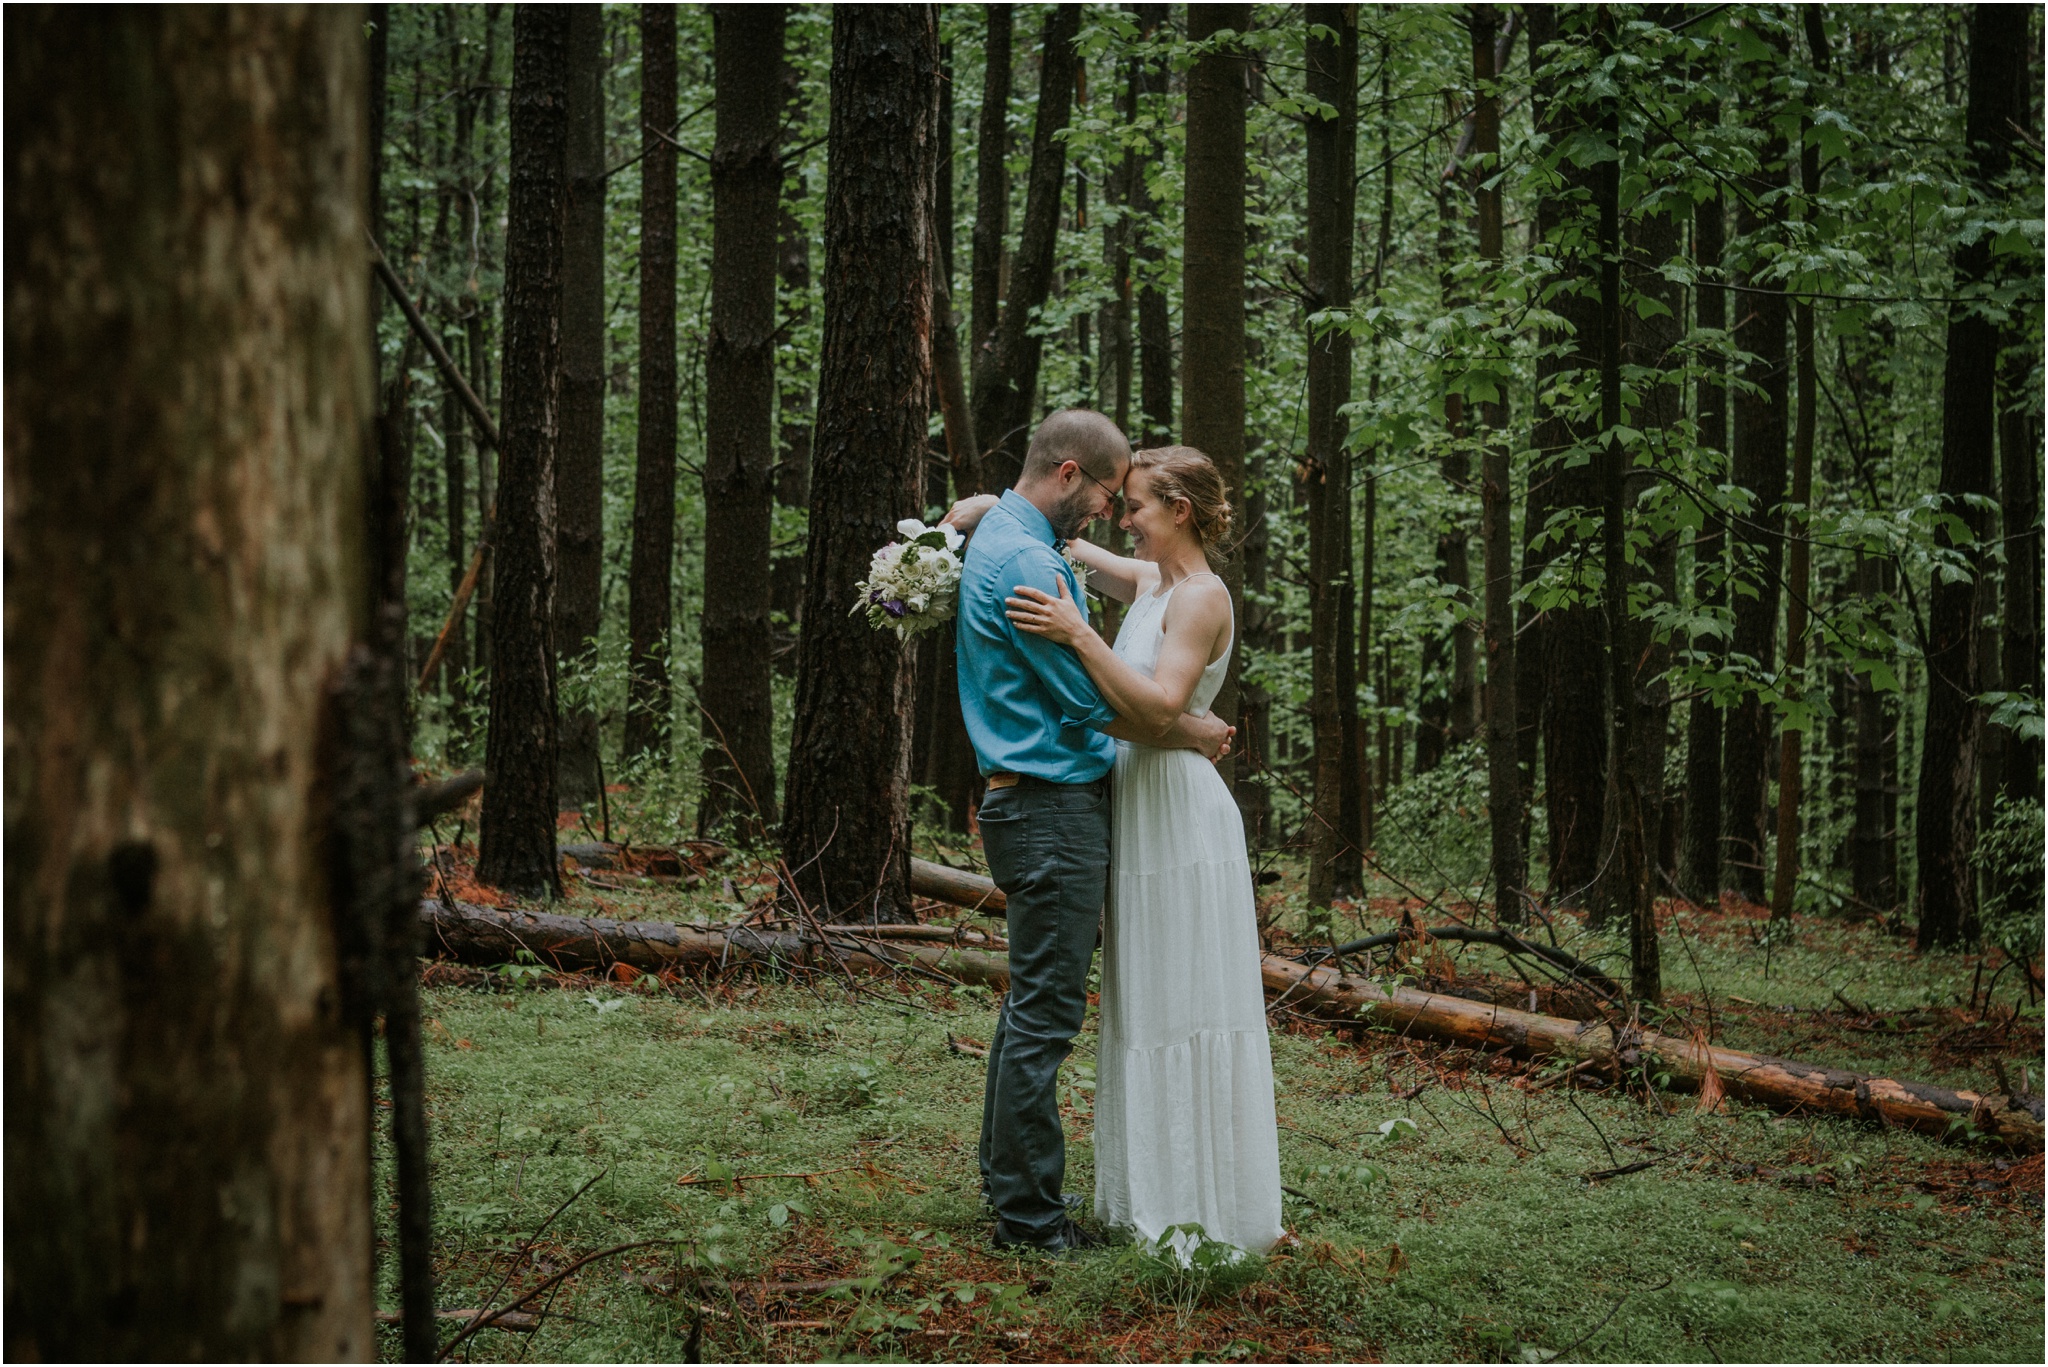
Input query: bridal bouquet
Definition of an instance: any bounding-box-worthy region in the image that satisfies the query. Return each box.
[853,518,965,640]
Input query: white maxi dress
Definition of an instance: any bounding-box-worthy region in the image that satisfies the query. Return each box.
[1091,571,1285,1255]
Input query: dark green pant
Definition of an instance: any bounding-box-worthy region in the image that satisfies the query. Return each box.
[975,775,1110,1245]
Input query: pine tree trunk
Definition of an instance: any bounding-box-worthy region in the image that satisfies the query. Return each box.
[1917,3,2026,949]
[1593,61,1657,999]
[5,8,374,1355]
[480,4,569,898]
[783,4,940,924]
[1470,4,1524,923]
[1305,4,1358,907]
[1527,5,1606,902]
[699,3,785,839]
[1722,69,1790,905]
[970,5,1079,490]
[1680,189,1728,900]
[625,3,679,763]
[555,4,606,808]
[970,4,1012,399]
[1184,2,1251,804]
[772,95,813,677]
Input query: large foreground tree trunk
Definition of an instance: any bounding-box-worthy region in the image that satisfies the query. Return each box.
[5,8,375,1356]
[554,4,606,807]
[1184,3,1251,803]
[782,5,940,924]
[625,3,679,764]
[1917,4,2026,949]
[480,4,570,898]
[699,4,785,839]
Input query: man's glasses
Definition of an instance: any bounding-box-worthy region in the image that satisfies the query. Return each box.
[1078,467,1123,516]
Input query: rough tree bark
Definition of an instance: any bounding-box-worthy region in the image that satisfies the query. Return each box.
[1185,3,1252,802]
[1469,3,1524,923]
[970,5,1080,491]
[699,3,786,839]
[480,3,570,899]
[5,8,374,1356]
[782,5,940,924]
[1305,3,1359,907]
[1917,3,2026,949]
[1722,25,1790,904]
[625,3,679,764]
[555,3,606,807]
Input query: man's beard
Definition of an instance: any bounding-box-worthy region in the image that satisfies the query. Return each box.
[1047,483,1096,542]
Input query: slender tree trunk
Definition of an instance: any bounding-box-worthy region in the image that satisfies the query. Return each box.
[1129,5,1173,443]
[555,4,606,807]
[783,4,940,924]
[1469,4,1523,923]
[771,62,813,677]
[698,4,785,839]
[1770,62,1828,923]
[479,4,570,898]
[5,9,375,1356]
[1998,332,2044,806]
[1917,3,2026,949]
[1305,3,1358,906]
[1722,38,1790,904]
[1431,164,1478,768]
[1360,30,1393,854]
[1593,56,1657,1000]
[1680,189,1728,899]
[970,5,1079,490]
[625,3,678,763]
[1527,5,1605,902]
[970,4,1012,397]
[1185,3,1251,804]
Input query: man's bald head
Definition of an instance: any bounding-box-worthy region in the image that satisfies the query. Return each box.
[1018,408,1131,486]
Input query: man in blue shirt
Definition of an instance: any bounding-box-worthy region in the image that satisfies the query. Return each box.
[951,409,1233,1253]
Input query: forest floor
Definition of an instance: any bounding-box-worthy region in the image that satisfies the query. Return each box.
[385,806,2044,1363]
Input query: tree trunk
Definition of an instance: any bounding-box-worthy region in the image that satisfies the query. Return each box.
[480,4,569,899]
[1770,31,1829,922]
[1592,58,1656,1000]
[1998,331,2043,806]
[928,129,982,836]
[970,4,1012,394]
[625,3,679,764]
[1722,43,1790,904]
[1527,5,1606,902]
[555,4,606,808]
[969,5,1079,490]
[5,8,374,1356]
[1469,4,1523,924]
[782,5,940,924]
[1184,3,1251,804]
[1917,3,2026,949]
[698,4,785,839]
[772,75,813,679]
[1360,33,1393,854]
[1129,5,1174,443]
[1305,4,1358,907]
[1680,189,1728,901]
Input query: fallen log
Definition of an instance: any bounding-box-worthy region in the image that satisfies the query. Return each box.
[420,900,1009,992]
[418,898,2040,1149]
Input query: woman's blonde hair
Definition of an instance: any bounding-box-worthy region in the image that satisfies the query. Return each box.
[1130,445,1235,556]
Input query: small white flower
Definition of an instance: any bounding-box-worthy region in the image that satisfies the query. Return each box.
[896,517,927,538]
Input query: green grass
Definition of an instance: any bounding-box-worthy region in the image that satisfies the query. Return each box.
[378,879,2043,1363]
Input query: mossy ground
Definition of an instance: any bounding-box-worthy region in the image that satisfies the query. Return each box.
[384,829,2043,1363]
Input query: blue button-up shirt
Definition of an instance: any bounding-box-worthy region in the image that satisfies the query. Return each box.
[955,491,1119,782]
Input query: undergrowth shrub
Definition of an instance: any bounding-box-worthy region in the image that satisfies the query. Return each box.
[1975,796,2043,961]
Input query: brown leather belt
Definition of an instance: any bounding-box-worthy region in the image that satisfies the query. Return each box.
[986,772,1021,790]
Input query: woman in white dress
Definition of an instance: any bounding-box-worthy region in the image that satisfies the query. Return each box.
[999,445,1285,1256]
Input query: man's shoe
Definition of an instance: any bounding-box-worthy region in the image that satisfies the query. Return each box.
[992,1216,1105,1255]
